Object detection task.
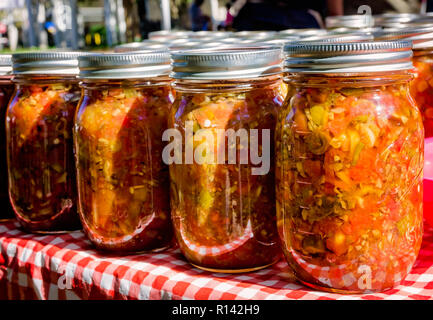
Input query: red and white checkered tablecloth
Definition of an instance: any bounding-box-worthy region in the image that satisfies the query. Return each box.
[1,220,433,300]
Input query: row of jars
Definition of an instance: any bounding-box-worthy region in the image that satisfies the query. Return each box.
[125,22,433,138]
[0,37,425,294]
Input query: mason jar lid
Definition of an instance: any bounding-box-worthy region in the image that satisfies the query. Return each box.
[374,13,420,26]
[381,21,430,29]
[279,29,328,39]
[295,29,328,38]
[258,36,300,46]
[190,31,231,39]
[114,42,168,53]
[234,31,277,39]
[220,37,243,43]
[278,34,372,57]
[220,37,276,44]
[327,27,382,35]
[301,33,373,42]
[280,28,325,36]
[12,51,84,75]
[168,38,201,45]
[284,40,413,74]
[168,41,228,52]
[0,54,12,76]
[78,51,171,79]
[148,30,191,41]
[375,26,433,50]
[171,46,283,80]
[326,15,374,29]
[182,36,219,43]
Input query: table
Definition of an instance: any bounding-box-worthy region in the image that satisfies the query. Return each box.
[1,220,433,300]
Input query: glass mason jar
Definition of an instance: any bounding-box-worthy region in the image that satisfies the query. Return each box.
[277,41,424,293]
[75,51,174,253]
[169,47,285,272]
[0,55,14,220]
[375,27,433,137]
[6,52,82,233]
[411,49,433,137]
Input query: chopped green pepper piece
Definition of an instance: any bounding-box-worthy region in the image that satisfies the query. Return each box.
[351,142,365,166]
[310,105,326,126]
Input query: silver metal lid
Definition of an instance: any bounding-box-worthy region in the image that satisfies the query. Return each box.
[301,33,373,42]
[12,51,84,75]
[326,15,374,29]
[284,41,413,74]
[220,38,268,45]
[148,30,191,40]
[168,41,228,52]
[280,28,325,36]
[190,31,231,39]
[0,54,12,76]
[281,29,328,38]
[381,22,429,29]
[327,27,382,35]
[167,38,201,45]
[375,26,433,50]
[148,37,174,44]
[78,51,171,79]
[233,31,277,39]
[220,37,273,44]
[177,36,219,43]
[114,42,168,53]
[374,13,420,26]
[171,47,283,80]
[220,37,241,44]
[258,36,300,46]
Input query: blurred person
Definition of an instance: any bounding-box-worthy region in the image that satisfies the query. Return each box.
[189,0,211,31]
[7,23,18,51]
[231,0,344,30]
[425,0,433,12]
[0,22,6,50]
[44,20,56,47]
[137,0,161,39]
[218,2,235,30]
[225,2,235,27]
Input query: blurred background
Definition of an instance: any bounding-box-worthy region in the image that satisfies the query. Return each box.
[0,0,429,51]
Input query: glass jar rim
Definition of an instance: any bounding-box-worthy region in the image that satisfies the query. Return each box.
[284,71,413,87]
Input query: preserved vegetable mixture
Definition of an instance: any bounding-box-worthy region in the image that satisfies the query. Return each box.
[170,48,284,272]
[0,55,14,220]
[410,52,433,137]
[7,52,82,232]
[374,27,433,137]
[277,42,423,293]
[75,52,173,253]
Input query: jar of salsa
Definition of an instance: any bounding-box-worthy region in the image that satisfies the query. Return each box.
[277,41,424,293]
[169,47,284,272]
[0,55,14,220]
[75,51,174,253]
[7,52,82,233]
[375,27,433,137]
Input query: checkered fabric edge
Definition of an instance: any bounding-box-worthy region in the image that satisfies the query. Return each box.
[1,220,433,300]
